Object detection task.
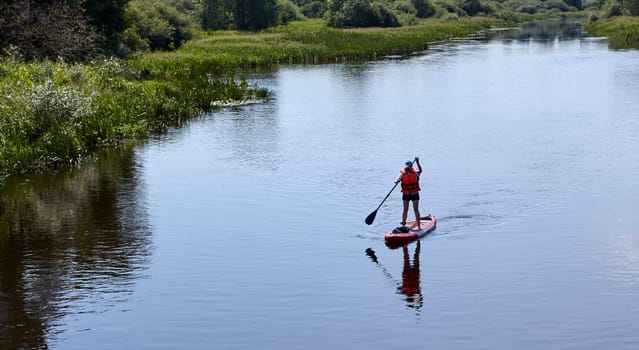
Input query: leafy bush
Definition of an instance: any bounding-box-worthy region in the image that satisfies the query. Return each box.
[301,1,328,17]
[564,0,583,10]
[327,0,400,27]
[602,0,623,17]
[124,0,196,53]
[394,0,418,14]
[583,0,604,9]
[625,0,639,15]
[461,0,495,15]
[277,0,305,25]
[541,0,573,11]
[412,0,437,17]
[434,0,465,16]
[517,4,538,13]
[26,80,95,140]
[201,0,282,30]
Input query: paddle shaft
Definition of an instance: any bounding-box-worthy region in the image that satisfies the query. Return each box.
[373,180,401,213]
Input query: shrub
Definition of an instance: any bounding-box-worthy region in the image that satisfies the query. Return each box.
[396,12,419,25]
[564,0,583,10]
[517,4,538,13]
[601,0,623,17]
[234,0,279,31]
[461,0,495,15]
[25,80,95,141]
[277,0,305,25]
[542,0,573,11]
[125,0,195,52]
[413,0,437,17]
[583,0,603,10]
[394,0,418,14]
[434,0,464,16]
[625,0,639,15]
[301,1,328,17]
[328,0,400,27]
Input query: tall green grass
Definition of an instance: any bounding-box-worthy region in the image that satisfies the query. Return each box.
[140,18,509,70]
[586,16,639,49]
[0,56,266,185]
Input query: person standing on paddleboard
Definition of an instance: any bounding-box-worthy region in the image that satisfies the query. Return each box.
[395,157,422,231]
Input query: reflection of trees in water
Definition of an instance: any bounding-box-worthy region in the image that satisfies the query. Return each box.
[0,146,151,350]
[490,20,584,41]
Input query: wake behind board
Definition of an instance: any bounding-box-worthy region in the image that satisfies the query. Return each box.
[384,215,436,246]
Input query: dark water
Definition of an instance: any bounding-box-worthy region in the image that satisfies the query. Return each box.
[2,29,639,349]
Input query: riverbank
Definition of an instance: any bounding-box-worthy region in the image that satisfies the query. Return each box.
[142,18,509,70]
[586,16,639,49]
[0,17,512,187]
[0,58,267,184]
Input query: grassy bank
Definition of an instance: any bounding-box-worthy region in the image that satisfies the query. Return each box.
[1,17,507,187]
[586,16,639,49]
[142,18,509,72]
[0,57,266,183]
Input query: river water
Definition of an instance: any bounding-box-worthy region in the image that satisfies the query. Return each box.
[2,26,639,349]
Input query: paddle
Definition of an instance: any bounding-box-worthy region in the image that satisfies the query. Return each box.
[364,158,416,225]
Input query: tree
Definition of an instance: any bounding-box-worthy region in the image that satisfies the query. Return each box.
[327,0,399,27]
[462,0,483,15]
[201,0,278,30]
[201,0,233,30]
[233,0,279,30]
[563,0,583,10]
[300,1,328,18]
[125,0,195,51]
[624,0,639,15]
[411,0,436,17]
[82,0,129,51]
[277,0,304,25]
[0,0,100,61]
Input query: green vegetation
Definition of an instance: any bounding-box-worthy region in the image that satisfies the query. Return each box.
[0,17,505,186]
[153,18,507,68]
[586,16,639,48]
[201,0,280,30]
[1,0,638,187]
[0,55,267,184]
[3,0,625,61]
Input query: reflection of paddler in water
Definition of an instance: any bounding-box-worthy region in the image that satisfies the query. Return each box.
[398,241,422,309]
[365,241,423,311]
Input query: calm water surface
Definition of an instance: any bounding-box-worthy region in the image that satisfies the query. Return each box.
[1,32,639,349]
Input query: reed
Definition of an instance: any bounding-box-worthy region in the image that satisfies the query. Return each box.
[586,16,639,49]
[147,18,509,67]
[0,56,266,184]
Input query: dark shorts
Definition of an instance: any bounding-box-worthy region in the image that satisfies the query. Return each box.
[402,193,420,201]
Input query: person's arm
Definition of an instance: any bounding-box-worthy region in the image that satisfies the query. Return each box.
[395,172,403,184]
[415,157,422,175]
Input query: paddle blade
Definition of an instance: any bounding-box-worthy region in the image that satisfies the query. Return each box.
[365,210,377,225]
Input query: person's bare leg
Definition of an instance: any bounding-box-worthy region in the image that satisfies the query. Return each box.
[402,200,410,226]
[413,200,421,229]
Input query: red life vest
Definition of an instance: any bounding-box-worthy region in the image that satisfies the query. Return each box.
[401,168,420,194]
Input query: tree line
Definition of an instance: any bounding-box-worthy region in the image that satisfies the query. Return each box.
[1,0,638,61]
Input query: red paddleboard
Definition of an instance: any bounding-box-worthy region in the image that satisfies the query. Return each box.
[384,215,436,246]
